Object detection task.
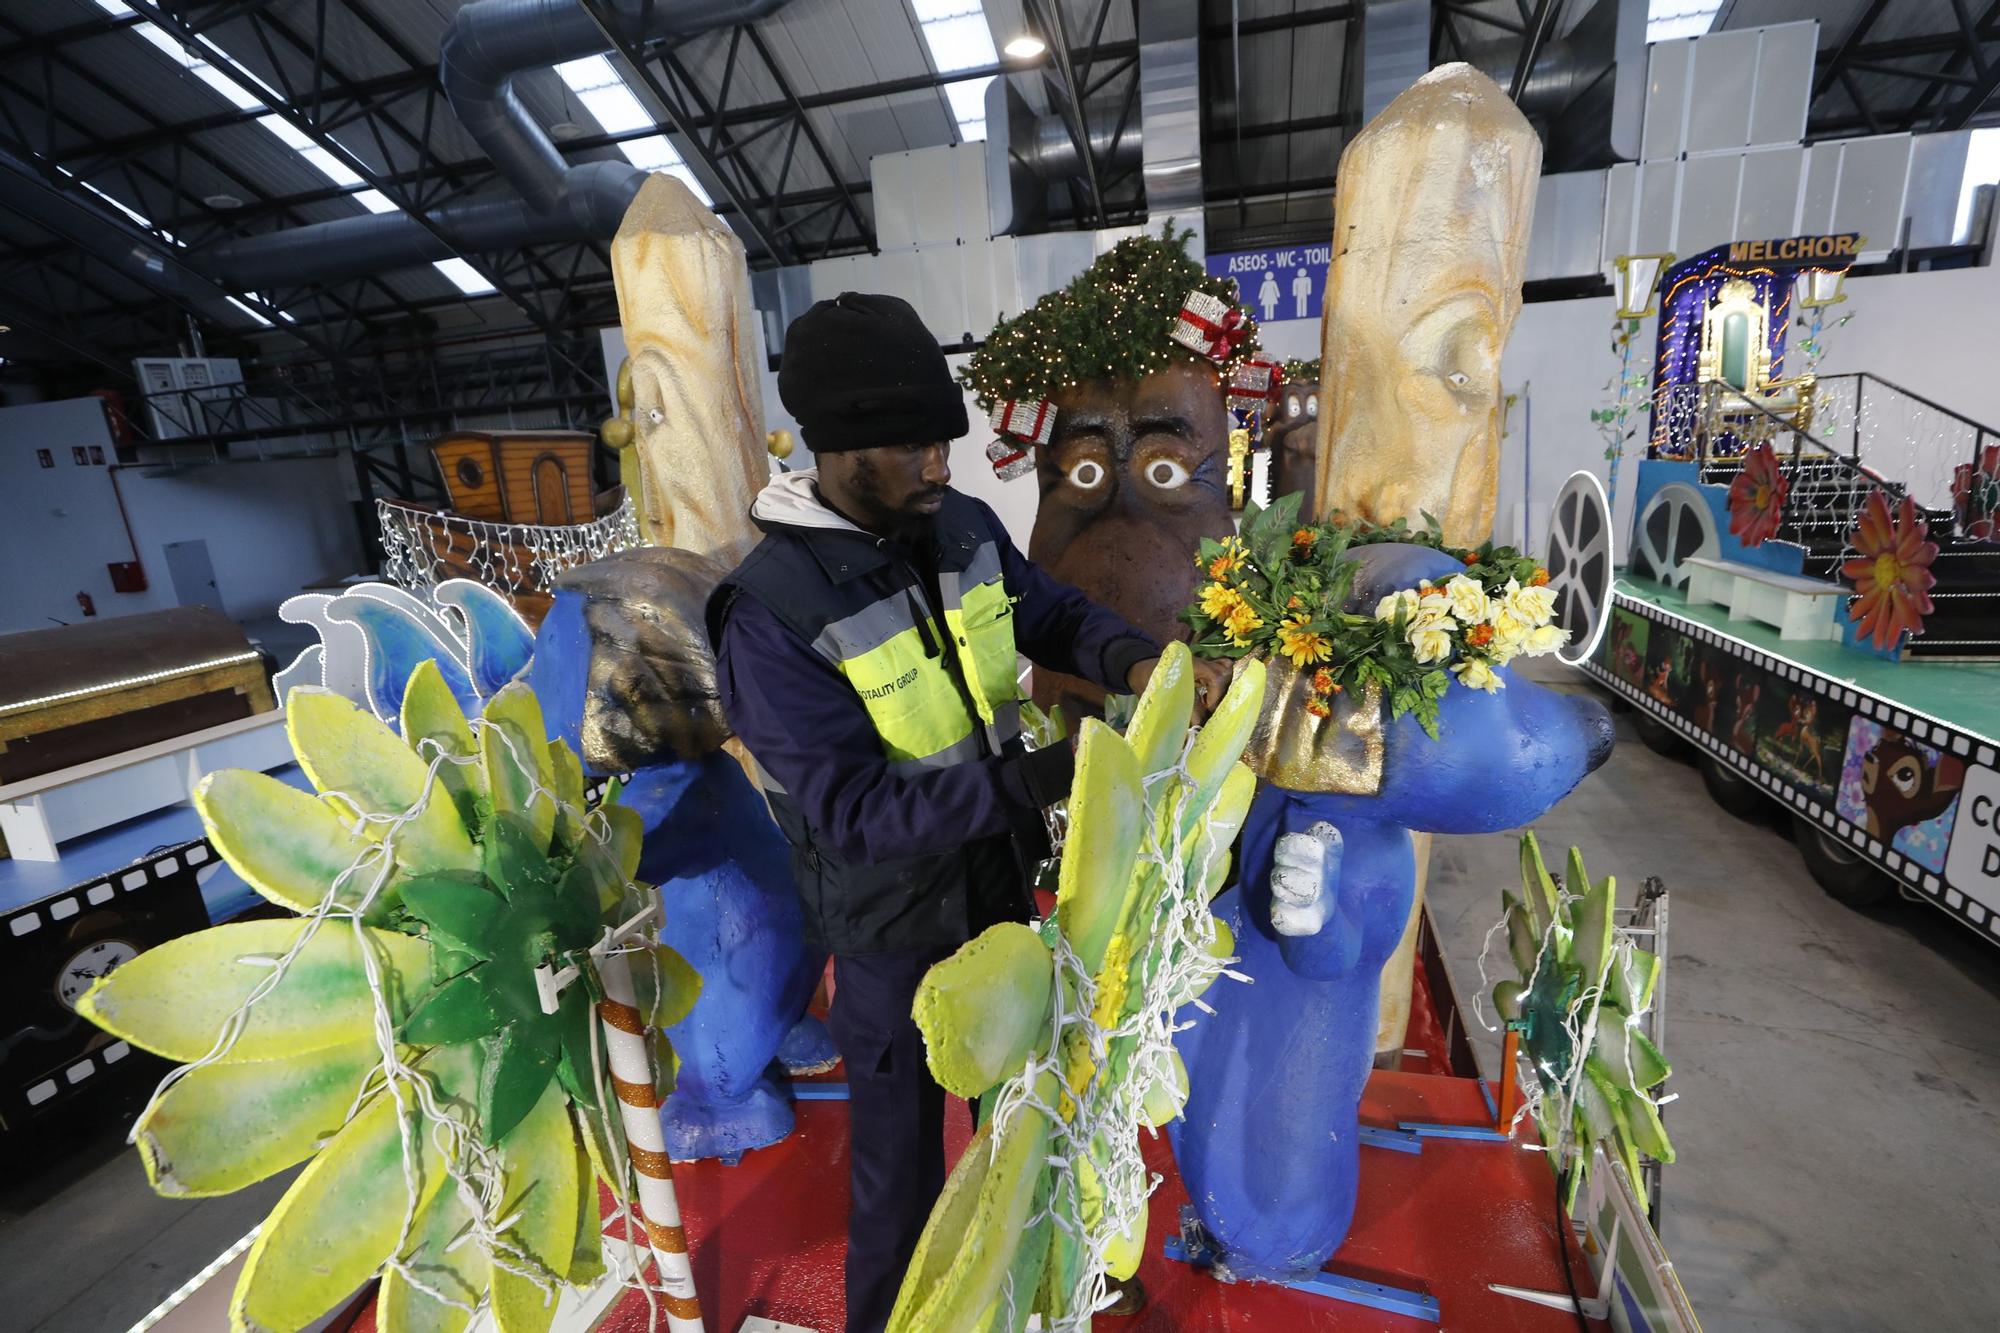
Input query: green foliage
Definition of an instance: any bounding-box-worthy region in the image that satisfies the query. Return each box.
[959,223,1262,411]
[1497,834,1675,1208]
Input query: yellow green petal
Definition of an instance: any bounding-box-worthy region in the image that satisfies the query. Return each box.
[1054,720,1144,974]
[195,769,402,919]
[136,1039,382,1197]
[481,683,557,849]
[1123,640,1194,778]
[288,687,478,876]
[80,919,428,1063]
[232,1043,480,1333]
[914,923,1053,1100]
[400,658,487,836]
[491,1079,583,1332]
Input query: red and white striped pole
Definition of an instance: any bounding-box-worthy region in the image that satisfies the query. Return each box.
[596,949,705,1332]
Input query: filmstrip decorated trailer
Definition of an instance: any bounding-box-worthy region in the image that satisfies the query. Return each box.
[1573,234,2000,939]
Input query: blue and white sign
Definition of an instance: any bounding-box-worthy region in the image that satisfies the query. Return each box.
[1206,243,1332,324]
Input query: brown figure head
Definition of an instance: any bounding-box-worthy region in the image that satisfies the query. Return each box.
[1028,360,1235,717]
[1266,372,1322,515]
[960,225,1260,720]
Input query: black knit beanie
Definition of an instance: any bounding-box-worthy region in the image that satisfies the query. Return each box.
[778,292,969,453]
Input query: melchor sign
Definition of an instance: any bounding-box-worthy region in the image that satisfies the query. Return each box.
[1725,233,1863,264]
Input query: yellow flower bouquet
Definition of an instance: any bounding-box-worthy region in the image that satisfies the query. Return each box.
[1178,494,1566,737]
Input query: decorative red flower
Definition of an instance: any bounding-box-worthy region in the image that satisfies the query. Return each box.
[1841,490,1938,650]
[1952,443,2000,542]
[1726,442,1789,548]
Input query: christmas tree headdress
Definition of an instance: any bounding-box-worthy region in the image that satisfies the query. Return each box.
[963,224,1263,478]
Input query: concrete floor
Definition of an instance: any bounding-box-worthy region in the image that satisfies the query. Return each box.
[1424,664,2000,1333]
[3,663,1998,1330]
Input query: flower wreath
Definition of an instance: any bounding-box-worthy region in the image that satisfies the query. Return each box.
[1178,494,1568,737]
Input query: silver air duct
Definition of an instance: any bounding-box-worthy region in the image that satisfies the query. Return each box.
[198,0,786,291]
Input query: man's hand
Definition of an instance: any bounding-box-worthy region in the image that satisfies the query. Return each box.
[1125,654,1236,722]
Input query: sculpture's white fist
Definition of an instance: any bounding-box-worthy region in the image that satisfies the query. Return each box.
[1270,821,1340,937]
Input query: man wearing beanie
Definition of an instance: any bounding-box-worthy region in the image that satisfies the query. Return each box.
[707,293,1227,1331]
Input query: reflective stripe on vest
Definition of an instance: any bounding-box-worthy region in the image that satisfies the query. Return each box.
[810,540,1022,765]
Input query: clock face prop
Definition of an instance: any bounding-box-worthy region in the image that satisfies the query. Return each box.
[57,939,139,1011]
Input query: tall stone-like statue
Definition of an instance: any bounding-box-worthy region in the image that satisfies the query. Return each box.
[1313,63,1541,545]
[1169,65,1605,1284]
[962,227,1259,720]
[612,173,769,566]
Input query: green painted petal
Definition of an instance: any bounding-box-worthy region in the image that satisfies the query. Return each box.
[401,658,487,837]
[80,919,427,1064]
[1493,979,1526,1023]
[401,967,510,1046]
[481,684,558,849]
[641,944,704,1030]
[889,1088,1054,1333]
[491,1078,583,1332]
[1570,852,1615,991]
[1506,903,1539,976]
[484,813,557,902]
[972,1185,1052,1333]
[1609,942,1659,1014]
[914,923,1054,1100]
[1520,834,1559,937]
[232,1043,480,1333]
[1591,1018,1671,1089]
[554,989,601,1111]
[1055,720,1144,974]
[1138,1049,1190,1129]
[598,803,643,885]
[561,835,627,919]
[1623,1088,1675,1163]
[479,1021,562,1146]
[379,1178,485,1333]
[136,1039,380,1198]
[566,1144,608,1287]
[288,687,479,876]
[1179,657,1265,818]
[548,740,587,849]
[195,770,402,920]
[402,872,506,959]
[1123,640,1194,779]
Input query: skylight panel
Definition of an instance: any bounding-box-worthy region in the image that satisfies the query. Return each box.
[911,1,998,141]
[93,0,490,300]
[1647,2,1723,43]
[554,56,712,204]
[432,258,497,296]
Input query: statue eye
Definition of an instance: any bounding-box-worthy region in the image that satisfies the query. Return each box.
[1287,395,1302,418]
[1144,458,1190,489]
[1447,371,1471,389]
[1067,459,1106,489]
[1306,392,1319,415]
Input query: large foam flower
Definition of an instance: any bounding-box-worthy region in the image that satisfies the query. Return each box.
[1727,442,1789,547]
[1842,490,1937,650]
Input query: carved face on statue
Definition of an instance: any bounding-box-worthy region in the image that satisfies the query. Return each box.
[1266,377,1321,514]
[1029,360,1235,718]
[1314,63,1540,543]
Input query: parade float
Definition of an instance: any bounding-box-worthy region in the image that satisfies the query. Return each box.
[53,67,1714,1333]
[1581,233,2000,937]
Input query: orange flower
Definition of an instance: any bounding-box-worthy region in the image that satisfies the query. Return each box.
[1529,568,1550,587]
[1208,553,1237,579]
[1466,623,1495,647]
[1463,551,1479,565]
[1842,489,1937,650]
[1292,528,1318,552]
[1287,595,1303,610]
[1311,669,1335,695]
[1304,696,1332,718]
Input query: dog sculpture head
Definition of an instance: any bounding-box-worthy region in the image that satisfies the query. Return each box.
[1241,542,1613,833]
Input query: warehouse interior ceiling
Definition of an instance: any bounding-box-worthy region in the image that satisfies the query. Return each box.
[4,0,2000,401]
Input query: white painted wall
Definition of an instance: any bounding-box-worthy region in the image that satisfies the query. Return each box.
[0,396,365,636]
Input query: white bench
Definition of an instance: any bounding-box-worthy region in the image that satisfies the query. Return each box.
[0,710,291,862]
[1682,556,1848,641]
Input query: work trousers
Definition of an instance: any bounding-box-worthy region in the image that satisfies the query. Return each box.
[827,945,954,1333]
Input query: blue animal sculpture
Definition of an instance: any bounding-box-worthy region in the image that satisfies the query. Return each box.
[279,564,833,1162]
[1169,543,1614,1281]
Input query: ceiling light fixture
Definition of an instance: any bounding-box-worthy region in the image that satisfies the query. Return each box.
[1003,34,1046,59]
